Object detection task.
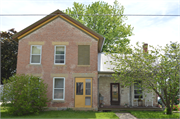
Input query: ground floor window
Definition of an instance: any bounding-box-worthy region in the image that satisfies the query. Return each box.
[134,81,143,99]
[53,77,65,100]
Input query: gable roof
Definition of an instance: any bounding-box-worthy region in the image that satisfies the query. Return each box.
[13,9,105,52]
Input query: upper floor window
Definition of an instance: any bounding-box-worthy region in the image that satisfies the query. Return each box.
[78,45,90,65]
[30,45,42,64]
[54,46,66,64]
[134,81,143,99]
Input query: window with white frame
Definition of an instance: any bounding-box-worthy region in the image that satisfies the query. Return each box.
[54,46,66,64]
[134,81,143,99]
[30,45,42,64]
[53,77,65,100]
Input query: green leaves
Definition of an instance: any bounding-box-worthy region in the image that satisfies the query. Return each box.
[64,0,133,53]
[1,74,50,115]
[109,42,180,114]
[1,29,18,84]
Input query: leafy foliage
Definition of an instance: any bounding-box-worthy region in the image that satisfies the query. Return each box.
[1,29,18,84]
[65,0,133,53]
[109,42,180,115]
[1,74,50,116]
[172,105,179,111]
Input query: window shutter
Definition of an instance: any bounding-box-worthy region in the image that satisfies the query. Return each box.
[78,45,90,65]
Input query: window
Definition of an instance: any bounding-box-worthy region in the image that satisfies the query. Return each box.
[54,46,66,64]
[53,77,65,100]
[76,83,83,95]
[30,45,42,64]
[134,81,143,99]
[85,79,91,95]
[78,45,90,65]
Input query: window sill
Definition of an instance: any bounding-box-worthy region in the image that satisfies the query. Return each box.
[53,64,66,66]
[77,65,90,67]
[52,100,65,103]
[134,98,144,100]
[29,64,42,66]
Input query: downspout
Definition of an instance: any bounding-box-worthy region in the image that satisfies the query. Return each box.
[98,76,99,109]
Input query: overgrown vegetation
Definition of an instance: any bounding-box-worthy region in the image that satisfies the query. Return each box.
[109,42,180,114]
[1,74,50,115]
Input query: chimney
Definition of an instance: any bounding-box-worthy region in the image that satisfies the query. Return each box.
[143,43,148,53]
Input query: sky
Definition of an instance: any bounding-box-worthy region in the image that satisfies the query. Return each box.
[0,0,180,48]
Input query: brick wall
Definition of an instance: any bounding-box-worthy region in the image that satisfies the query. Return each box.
[17,18,98,109]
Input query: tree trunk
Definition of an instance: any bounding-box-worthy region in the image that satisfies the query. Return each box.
[166,107,172,115]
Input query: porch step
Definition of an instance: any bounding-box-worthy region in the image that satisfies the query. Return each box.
[72,107,97,111]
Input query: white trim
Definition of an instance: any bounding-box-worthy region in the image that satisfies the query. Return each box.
[30,45,42,64]
[53,77,65,100]
[54,45,66,65]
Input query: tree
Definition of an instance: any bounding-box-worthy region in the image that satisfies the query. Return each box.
[1,74,50,115]
[65,0,133,53]
[109,42,180,114]
[1,29,18,84]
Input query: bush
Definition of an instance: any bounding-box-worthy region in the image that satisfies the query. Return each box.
[1,74,50,115]
[173,105,179,111]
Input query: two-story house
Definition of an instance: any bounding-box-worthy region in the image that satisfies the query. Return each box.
[13,10,158,110]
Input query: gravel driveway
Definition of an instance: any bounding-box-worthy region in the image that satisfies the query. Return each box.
[115,113,137,119]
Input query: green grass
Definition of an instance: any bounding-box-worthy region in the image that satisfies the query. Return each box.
[129,110,180,119]
[1,106,180,119]
[0,107,118,118]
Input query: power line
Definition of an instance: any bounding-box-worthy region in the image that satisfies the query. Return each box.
[0,14,180,16]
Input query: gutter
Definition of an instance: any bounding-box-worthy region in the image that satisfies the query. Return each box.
[98,71,115,74]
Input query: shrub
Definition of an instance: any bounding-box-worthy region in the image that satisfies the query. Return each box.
[173,105,179,111]
[1,74,50,115]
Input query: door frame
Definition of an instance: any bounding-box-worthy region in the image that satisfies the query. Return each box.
[110,83,120,105]
[74,78,92,108]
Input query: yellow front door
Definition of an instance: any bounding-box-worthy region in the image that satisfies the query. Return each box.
[75,78,92,108]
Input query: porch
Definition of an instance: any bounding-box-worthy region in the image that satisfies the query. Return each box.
[98,105,162,111]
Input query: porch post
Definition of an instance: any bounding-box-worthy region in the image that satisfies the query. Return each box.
[129,85,132,107]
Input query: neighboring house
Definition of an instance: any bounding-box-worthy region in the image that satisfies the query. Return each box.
[13,10,158,110]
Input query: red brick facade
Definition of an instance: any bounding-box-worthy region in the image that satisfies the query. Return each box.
[17,17,99,110]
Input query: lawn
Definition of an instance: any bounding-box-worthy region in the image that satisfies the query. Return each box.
[0,107,118,118]
[1,106,180,119]
[129,110,180,119]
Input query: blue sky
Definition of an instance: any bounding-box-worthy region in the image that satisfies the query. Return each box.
[0,0,179,48]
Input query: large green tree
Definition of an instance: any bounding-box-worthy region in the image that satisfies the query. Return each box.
[65,0,133,53]
[1,29,18,84]
[109,42,180,114]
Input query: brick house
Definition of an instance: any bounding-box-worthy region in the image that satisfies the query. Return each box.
[13,10,158,110]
